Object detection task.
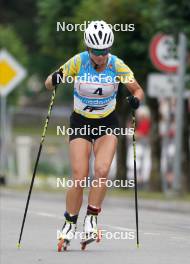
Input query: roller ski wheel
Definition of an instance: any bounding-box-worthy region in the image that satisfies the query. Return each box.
[80,229,102,250]
[96,229,102,243]
[57,238,70,252]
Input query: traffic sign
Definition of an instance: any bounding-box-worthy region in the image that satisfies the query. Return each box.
[147,73,190,98]
[0,49,27,181]
[0,49,26,96]
[149,34,179,73]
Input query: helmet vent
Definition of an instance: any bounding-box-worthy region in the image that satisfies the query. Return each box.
[107,33,111,44]
[103,33,107,44]
[93,34,99,45]
[89,35,95,45]
[98,31,103,39]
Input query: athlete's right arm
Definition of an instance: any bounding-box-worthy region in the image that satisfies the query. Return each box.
[45,70,63,90]
[45,54,81,90]
[45,74,54,90]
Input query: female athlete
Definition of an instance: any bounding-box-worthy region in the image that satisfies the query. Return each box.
[45,20,144,250]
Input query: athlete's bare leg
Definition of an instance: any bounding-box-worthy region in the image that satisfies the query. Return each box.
[88,135,118,208]
[66,138,92,215]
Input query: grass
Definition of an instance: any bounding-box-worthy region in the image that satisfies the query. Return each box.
[106,187,190,201]
[13,126,57,136]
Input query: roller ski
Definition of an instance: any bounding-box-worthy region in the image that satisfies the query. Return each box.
[57,220,77,252]
[80,214,102,250]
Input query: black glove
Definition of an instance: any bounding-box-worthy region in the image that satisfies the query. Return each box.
[52,70,63,86]
[127,96,140,110]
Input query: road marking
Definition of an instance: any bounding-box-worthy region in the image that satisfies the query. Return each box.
[2,206,189,242]
[144,232,161,236]
[102,224,135,232]
[37,212,64,219]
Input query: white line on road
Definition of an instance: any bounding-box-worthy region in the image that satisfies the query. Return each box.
[2,206,189,242]
[144,232,161,236]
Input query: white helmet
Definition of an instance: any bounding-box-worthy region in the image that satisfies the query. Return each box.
[84,20,114,49]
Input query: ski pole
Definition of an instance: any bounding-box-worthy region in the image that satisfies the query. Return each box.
[131,110,139,248]
[17,86,57,248]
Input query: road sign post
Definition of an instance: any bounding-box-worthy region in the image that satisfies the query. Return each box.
[173,33,187,193]
[0,96,7,182]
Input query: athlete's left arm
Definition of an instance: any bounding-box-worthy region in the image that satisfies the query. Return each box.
[115,58,144,101]
[125,79,144,101]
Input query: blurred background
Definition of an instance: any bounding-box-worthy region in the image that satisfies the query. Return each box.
[0,0,190,198]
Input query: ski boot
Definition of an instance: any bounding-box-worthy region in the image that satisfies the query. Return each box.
[57,220,77,251]
[80,214,102,250]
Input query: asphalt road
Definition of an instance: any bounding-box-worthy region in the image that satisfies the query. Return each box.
[1,190,190,264]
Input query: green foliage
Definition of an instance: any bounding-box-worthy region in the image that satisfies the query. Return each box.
[0,25,28,65]
[36,0,83,101]
[0,0,37,50]
[37,0,81,63]
[2,0,190,102]
[157,0,190,71]
[158,0,190,37]
[38,160,70,176]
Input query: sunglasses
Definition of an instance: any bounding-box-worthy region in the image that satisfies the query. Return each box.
[90,48,110,56]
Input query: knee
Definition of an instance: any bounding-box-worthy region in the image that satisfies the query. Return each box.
[72,167,88,186]
[94,164,110,179]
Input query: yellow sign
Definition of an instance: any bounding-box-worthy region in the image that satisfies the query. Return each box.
[0,59,17,86]
[0,49,26,96]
